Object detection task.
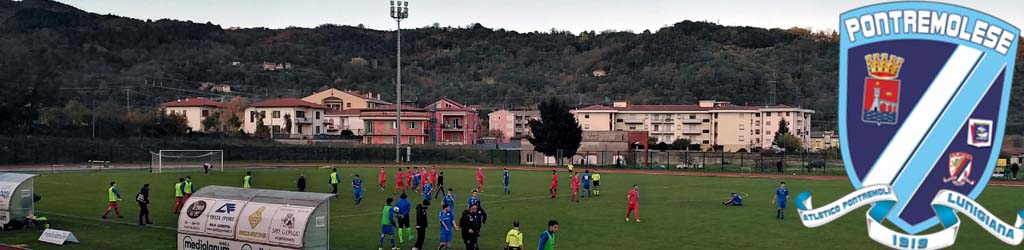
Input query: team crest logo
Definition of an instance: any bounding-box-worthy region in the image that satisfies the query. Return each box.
[248,207,264,228]
[794,2,1021,249]
[944,152,975,186]
[862,53,902,125]
[968,119,993,147]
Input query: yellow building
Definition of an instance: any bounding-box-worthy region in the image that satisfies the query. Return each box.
[809,131,840,152]
[301,88,390,111]
[572,100,814,152]
[160,98,226,132]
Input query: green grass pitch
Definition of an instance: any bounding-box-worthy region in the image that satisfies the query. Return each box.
[2,167,1022,249]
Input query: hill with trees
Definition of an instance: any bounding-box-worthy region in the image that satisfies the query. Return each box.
[1,0,1022,137]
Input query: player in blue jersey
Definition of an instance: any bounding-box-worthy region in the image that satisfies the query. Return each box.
[352,174,364,207]
[467,189,481,209]
[422,180,433,201]
[438,203,460,250]
[771,182,789,219]
[443,188,456,209]
[396,193,413,243]
[722,192,743,206]
[582,170,592,197]
[503,168,511,195]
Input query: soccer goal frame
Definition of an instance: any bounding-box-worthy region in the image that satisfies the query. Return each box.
[150,150,224,173]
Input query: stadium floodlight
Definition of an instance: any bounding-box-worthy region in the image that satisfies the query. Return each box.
[150,150,224,173]
[389,0,410,163]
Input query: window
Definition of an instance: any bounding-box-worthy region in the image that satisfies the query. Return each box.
[315,111,321,120]
[296,111,306,118]
[739,124,745,130]
[689,115,696,119]
[182,110,187,117]
[453,133,461,142]
[393,137,399,145]
[702,119,710,122]
[755,129,761,135]
[250,111,256,122]
[755,113,761,118]
[298,126,304,134]
[740,113,746,118]
[786,112,790,117]
[766,112,772,117]
[202,110,209,117]
[755,121,761,126]
[315,126,321,134]
[629,126,637,130]
[347,103,352,108]
[585,114,590,119]
[702,129,710,134]
[365,121,374,132]
[739,135,745,141]
[653,125,660,131]
[408,121,417,129]
[272,125,282,133]
[616,119,624,123]
[452,118,461,127]
[766,130,772,135]
[526,154,535,163]
[702,140,710,145]
[391,122,397,129]
[584,124,590,130]
[272,111,281,118]
[409,137,416,144]
[766,121,772,126]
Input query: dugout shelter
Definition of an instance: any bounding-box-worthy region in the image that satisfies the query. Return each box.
[0,173,36,228]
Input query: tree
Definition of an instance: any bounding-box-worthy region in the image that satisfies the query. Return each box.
[527,98,583,165]
[672,138,692,150]
[202,111,221,132]
[220,96,248,132]
[776,134,803,152]
[283,114,292,134]
[255,112,270,138]
[228,114,242,132]
[774,119,790,141]
[148,111,189,137]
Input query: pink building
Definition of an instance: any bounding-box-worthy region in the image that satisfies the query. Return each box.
[488,109,540,143]
[425,98,479,145]
[359,105,428,144]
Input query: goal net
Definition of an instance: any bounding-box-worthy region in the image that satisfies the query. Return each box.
[150,150,224,173]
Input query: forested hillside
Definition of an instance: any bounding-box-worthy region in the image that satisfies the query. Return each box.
[1,0,1022,135]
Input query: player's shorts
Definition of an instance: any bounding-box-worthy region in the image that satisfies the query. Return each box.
[550,184,557,189]
[777,201,787,209]
[413,180,420,187]
[594,180,600,187]
[440,230,452,242]
[381,225,395,235]
[353,189,363,198]
[108,201,118,208]
[627,203,638,210]
[398,216,411,228]
[583,184,591,189]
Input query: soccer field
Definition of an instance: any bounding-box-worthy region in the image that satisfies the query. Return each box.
[2,166,1022,250]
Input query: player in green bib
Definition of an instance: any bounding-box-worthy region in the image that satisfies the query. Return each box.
[184,176,194,200]
[330,168,340,196]
[243,172,253,188]
[537,220,559,250]
[101,181,123,219]
[379,197,397,250]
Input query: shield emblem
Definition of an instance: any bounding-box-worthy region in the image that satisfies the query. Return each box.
[839,2,1020,235]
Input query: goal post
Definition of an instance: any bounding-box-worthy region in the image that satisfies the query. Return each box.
[150,150,224,173]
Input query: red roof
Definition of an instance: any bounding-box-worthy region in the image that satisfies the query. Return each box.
[426,98,476,112]
[250,98,328,109]
[574,104,797,112]
[575,105,616,111]
[161,98,224,108]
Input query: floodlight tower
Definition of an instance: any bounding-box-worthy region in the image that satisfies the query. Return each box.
[390,1,409,163]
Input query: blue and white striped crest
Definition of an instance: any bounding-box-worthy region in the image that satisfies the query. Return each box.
[839,2,1019,235]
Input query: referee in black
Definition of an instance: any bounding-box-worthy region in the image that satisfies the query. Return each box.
[433,171,446,199]
[414,199,430,250]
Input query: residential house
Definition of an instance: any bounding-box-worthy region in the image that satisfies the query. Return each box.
[301,88,389,111]
[425,98,479,145]
[572,100,814,152]
[360,105,429,144]
[809,131,840,152]
[324,108,364,135]
[160,98,225,132]
[243,98,328,137]
[488,109,540,143]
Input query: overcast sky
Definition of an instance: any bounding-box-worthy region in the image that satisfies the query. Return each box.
[56,0,1023,33]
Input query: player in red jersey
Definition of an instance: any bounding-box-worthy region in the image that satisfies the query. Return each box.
[476,167,485,192]
[570,172,580,203]
[379,167,387,191]
[549,170,558,198]
[405,168,414,192]
[395,167,405,194]
[429,166,438,185]
[626,184,640,222]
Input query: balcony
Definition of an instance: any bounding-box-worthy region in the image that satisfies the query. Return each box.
[515,119,529,124]
[623,119,644,124]
[294,117,313,124]
[682,129,702,135]
[441,124,464,131]
[651,118,674,123]
[651,130,674,134]
[681,118,702,124]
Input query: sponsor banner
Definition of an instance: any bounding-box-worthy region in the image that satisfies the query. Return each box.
[235,202,280,244]
[206,199,247,238]
[177,198,213,234]
[0,181,18,210]
[268,206,313,247]
[178,233,299,250]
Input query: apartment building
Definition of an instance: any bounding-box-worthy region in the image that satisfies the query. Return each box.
[360,105,429,145]
[809,131,840,152]
[488,109,540,143]
[424,98,479,145]
[572,100,814,152]
[243,98,329,136]
[302,88,390,111]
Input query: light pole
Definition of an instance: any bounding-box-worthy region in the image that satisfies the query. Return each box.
[390,1,409,163]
